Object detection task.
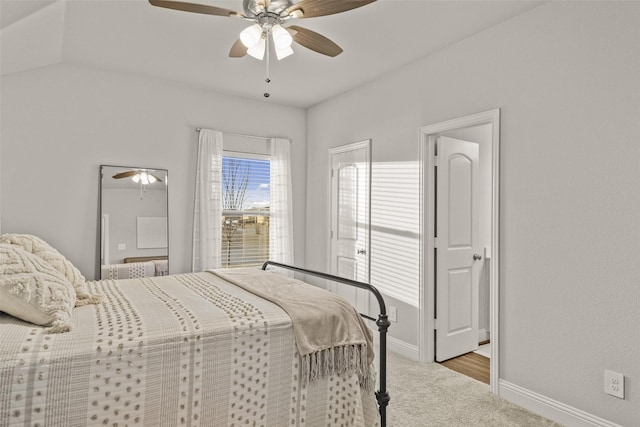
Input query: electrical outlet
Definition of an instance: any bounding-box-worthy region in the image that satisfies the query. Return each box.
[604,370,625,399]
[389,306,397,322]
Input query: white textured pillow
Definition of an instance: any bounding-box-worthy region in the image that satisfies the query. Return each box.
[0,244,76,333]
[0,234,101,306]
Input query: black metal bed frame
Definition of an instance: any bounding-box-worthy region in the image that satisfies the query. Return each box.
[262,261,391,427]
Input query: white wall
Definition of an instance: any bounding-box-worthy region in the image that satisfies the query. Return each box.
[1,63,306,279]
[306,2,639,425]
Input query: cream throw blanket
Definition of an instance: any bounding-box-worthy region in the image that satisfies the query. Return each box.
[210,268,376,390]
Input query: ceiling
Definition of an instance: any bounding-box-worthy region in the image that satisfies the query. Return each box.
[0,0,543,108]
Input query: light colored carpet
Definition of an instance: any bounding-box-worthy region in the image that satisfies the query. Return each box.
[385,351,564,427]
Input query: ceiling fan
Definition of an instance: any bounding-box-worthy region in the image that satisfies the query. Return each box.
[148,0,377,61]
[113,170,163,185]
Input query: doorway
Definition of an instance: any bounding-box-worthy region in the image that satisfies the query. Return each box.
[328,140,372,316]
[419,109,500,393]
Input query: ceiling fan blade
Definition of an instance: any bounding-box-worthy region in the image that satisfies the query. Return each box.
[149,0,242,17]
[229,39,248,58]
[287,25,343,57]
[284,0,376,19]
[150,174,164,183]
[112,171,139,179]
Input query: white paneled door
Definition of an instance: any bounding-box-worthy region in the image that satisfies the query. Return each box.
[329,141,371,315]
[435,136,481,362]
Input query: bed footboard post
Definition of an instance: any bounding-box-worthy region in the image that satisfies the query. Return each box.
[376,314,391,427]
[262,260,391,426]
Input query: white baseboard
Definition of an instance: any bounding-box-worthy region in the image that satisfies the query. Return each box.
[387,335,419,361]
[499,380,624,427]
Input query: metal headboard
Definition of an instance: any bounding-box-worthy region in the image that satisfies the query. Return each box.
[261,261,391,427]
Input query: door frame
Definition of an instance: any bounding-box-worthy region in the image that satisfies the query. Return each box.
[327,139,372,286]
[419,109,500,393]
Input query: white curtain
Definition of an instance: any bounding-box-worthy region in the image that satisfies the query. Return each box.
[269,138,294,264]
[192,129,223,272]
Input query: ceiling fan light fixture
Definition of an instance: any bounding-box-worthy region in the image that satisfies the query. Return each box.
[271,24,293,49]
[240,23,263,48]
[147,0,379,94]
[247,38,266,60]
[130,171,157,185]
[275,45,294,60]
[139,172,151,185]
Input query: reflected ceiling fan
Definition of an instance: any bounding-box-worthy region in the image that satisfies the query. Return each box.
[113,170,163,185]
[148,0,377,96]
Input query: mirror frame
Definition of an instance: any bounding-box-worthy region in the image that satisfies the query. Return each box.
[99,165,169,279]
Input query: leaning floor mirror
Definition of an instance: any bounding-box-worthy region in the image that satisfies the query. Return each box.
[100,165,169,280]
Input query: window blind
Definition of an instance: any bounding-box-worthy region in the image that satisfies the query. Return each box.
[221,155,270,268]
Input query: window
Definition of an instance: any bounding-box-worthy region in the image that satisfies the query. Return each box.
[221,153,270,268]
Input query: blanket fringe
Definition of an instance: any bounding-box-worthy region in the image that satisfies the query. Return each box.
[302,344,376,392]
[74,293,103,307]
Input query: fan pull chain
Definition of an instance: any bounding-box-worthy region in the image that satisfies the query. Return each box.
[264,30,271,98]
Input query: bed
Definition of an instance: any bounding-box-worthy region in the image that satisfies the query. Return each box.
[0,239,390,427]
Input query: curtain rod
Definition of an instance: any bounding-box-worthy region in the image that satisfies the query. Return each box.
[196,128,291,143]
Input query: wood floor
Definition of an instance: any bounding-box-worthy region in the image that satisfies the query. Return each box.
[439,351,490,384]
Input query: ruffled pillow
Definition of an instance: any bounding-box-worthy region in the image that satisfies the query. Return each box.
[0,233,101,306]
[0,244,76,333]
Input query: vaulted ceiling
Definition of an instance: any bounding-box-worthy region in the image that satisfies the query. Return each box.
[1,0,543,108]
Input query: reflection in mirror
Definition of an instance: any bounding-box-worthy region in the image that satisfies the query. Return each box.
[100,165,169,280]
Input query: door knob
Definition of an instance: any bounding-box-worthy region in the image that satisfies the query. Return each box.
[473,253,482,261]
[357,248,367,255]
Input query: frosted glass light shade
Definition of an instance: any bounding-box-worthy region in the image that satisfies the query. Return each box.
[131,172,156,185]
[247,38,266,60]
[271,25,292,49]
[139,172,150,185]
[275,45,293,60]
[240,24,262,48]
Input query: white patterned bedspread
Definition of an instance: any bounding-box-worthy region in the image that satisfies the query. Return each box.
[0,272,380,426]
